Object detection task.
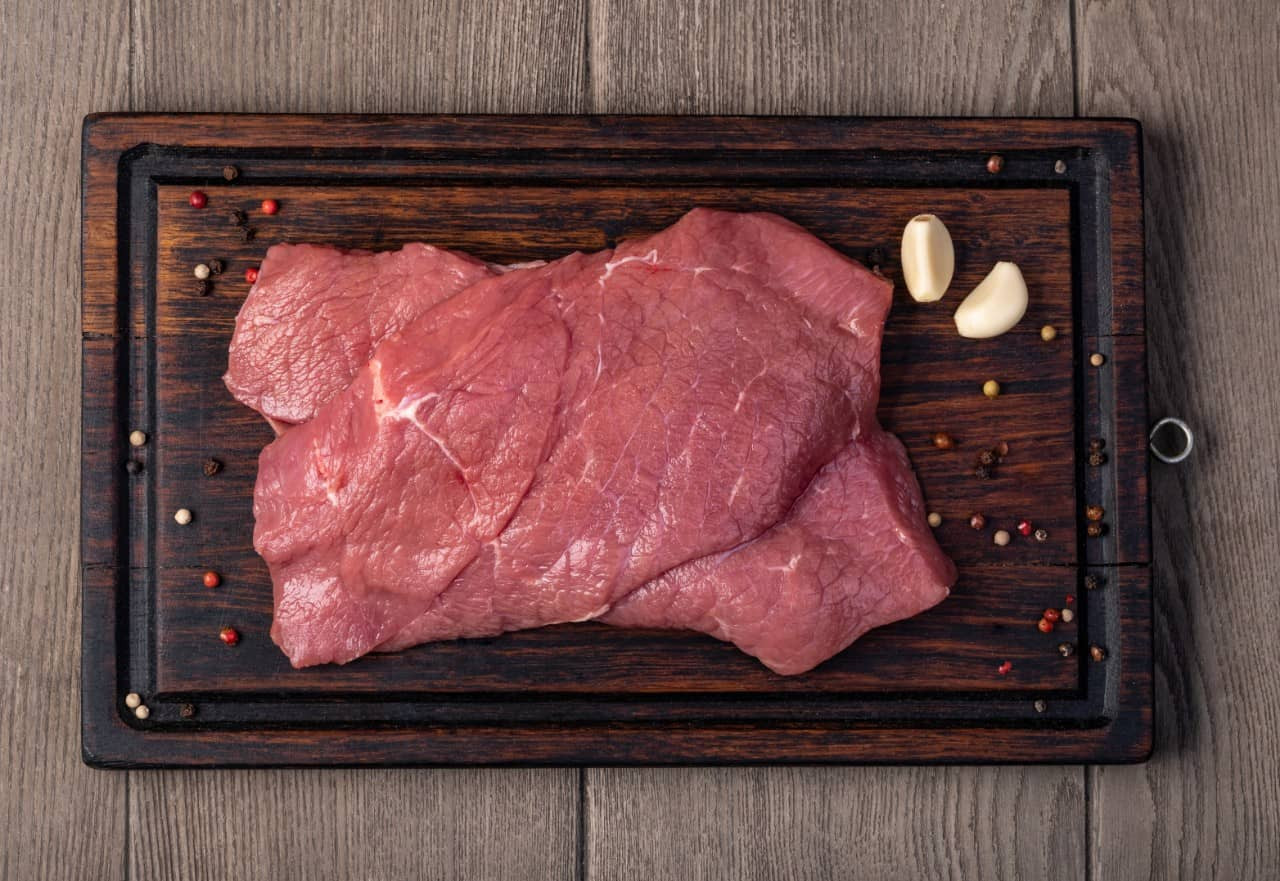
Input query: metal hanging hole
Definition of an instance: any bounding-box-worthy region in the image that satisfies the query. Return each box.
[1149,417,1194,464]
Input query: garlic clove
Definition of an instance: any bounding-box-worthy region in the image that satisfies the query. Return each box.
[900,214,954,303]
[954,262,1029,338]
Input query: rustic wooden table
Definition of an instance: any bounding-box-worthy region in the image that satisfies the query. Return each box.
[3,0,1276,878]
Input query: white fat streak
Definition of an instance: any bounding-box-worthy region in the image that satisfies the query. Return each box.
[595,249,661,380]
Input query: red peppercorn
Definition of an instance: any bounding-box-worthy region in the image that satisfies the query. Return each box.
[188,190,207,208]
[261,198,279,215]
[1037,617,1054,633]
[245,267,259,284]
[203,570,221,588]
[997,660,1013,675]
[1065,594,1075,605]
[219,626,240,646]
[1043,608,1061,622]
[1017,519,1033,536]
[986,154,1005,173]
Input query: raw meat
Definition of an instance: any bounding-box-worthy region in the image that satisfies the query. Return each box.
[225,242,501,428]
[249,209,956,673]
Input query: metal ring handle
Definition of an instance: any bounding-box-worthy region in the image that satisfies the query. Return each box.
[1149,417,1194,464]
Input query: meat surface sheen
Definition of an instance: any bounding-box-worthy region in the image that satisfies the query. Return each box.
[250,208,956,672]
[225,242,501,427]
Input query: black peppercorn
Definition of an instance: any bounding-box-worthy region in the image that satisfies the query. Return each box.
[1088,451,1107,467]
[240,226,257,242]
[222,165,239,181]
[1058,642,1075,657]
[228,208,248,226]
[1084,574,1101,591]
[202,458,223,477]
[1089,437,1106,452]
[125,459,143,474]
[180,703,197,718]
[208,258,225,275]
[1086,522,1106,538]
[1086,504,1105,521]
[978,449,996,466]
[974,464,992,480]
[866,246,887,268]
[195,279,211,297]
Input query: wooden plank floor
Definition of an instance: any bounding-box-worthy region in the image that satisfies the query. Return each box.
[1,0,1275,877]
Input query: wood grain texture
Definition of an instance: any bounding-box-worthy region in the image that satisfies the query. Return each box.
[129,769,578,881]
[1079,0,1280,878]
[0,0,130,877]
[122,1,588,878]
[584,1,1086,878]
[588,0,1072,115]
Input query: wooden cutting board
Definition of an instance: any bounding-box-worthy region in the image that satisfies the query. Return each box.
[81,115,1150,766]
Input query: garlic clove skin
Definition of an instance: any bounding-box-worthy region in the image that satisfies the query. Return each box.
[900,214,954,303]
[954,261,1029,338]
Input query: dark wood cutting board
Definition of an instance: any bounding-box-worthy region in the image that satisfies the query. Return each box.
[81,115,1150,766]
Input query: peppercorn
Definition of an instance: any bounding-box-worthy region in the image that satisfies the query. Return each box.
[1090,644,1107,662]
[993,529,1011,546]
[125,459,143,474]
[129,429,147,447]
[1065,594,1075,605]
[203,570,221,588]
[982,379,1001,398]
[1043,608,1061,623]
[1086,522,1105,538]
[1034,528,1048,542]
[1034,699,1047,713]
[174,508,193,525]
[974,464,992,480]
[927,512,942,528]
[1084,574,1101,591]
[245,266,259,284]
[1086,504,1105,521]
[193,262,211,280]
[866,246,887,268]
[222,165,239,181]
[124,692,141,709]
[228,208,248,226]
[1017,519,1033,536]
[180,703,197,719]
[1054,159,1068,174]
[134,705,150,720]
[1088,451,1107,467]
[931,432,955,450]
[195,279,211,297]
[994,441,1009,458]
[1090,352,1106,367]
[1089,438,1106,452]
[1060,608,1075,623]
[261,198,279,215]
[1058,642,1075,657]
[1040,324,1057,341]
[986,154,1005,173]
[188,190,207,209]
[969,512,986,530]
[978,449,997,466]
[1038,617,1054,633]
[240,226,257,242]
[219,626,240,646]
[997,660,1012,675]
[208,258,225,275]
[202,457,223,476]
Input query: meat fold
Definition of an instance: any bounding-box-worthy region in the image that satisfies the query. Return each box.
[248,208,956,674]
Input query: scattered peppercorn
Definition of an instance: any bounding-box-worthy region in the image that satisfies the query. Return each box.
[188,190,207,209]
[1043,608,1061,623]
[222,165,239,181]
[124,692,141,709]
[998,660,1013,675]
[174,508,193,526]
[982,379,1001,398]
[1054,159,1068,174]
[219,626,240,646]
[1038,617,1054,633]
[208,258,225,275]
[927,512,942,528]
[993,529,1011,547]
[1086,504,1105,521]
[193,262,211,280]
[1086,522,1105,538]
[866,246,887,268]
[245,266,259,284]
[1089,438,1106,452]
[180,703,197,718]
[240,226,257,242]
[1034,699,1047,713]
[1090,352,1106,367]
[1017,519,1033,536]
[134,704,150,720]
[1084,574,1101,591]
[1065,594,1075,604]
[978,449,997,466]
[195,279,211,297]
[1090,644,1107,662]
[203,457,223,476]
[1034,528,1048,542]
[261,198,280,215]
[974,464,992,480]
[931,432,956,450]
[228,208,248,226]
[986,154,1005,173]
[1040,325,1057,342]
[1060,607,1075,623]
[969,512,986,530]
[129,429,148,447]
[994,441,1009,458]
[203,570,221,588]
[1088,451,1107,467]
[1058,642,1075,657]
[125,459,143,474]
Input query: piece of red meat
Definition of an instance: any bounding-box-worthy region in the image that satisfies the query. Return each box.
[249,209,956,672]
